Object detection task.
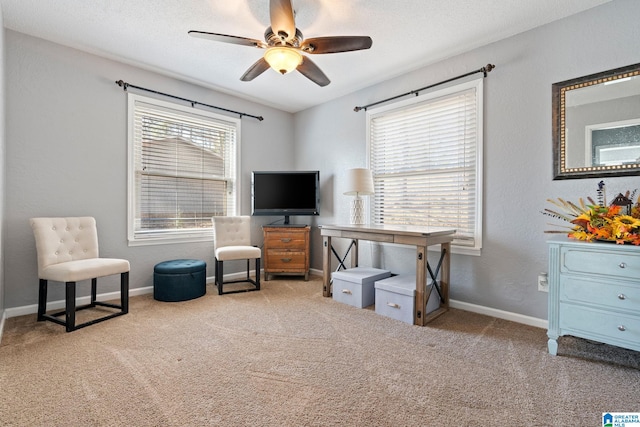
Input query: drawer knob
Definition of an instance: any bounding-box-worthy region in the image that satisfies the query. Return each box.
[281,238,292,243]
[618,325,626,332]
[341,289,352,295]
[281,258,292,263]
[387,302,400,309]
[619,262,627,268]
[618,293,627,300]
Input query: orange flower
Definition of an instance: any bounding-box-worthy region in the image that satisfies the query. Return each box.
[604,205,622,217]
[589,226,612,240]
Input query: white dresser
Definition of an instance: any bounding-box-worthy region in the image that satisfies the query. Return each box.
[547,237,640,355]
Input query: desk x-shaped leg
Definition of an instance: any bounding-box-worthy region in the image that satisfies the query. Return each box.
[329,240,358,287]
[427,247,447,304]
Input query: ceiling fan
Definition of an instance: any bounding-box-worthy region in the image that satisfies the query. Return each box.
[188,0,373,87]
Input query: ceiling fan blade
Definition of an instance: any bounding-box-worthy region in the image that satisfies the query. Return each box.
[270,0,296,43]
[297,57,330,87]
[240,58,271,82]
[188,30,266,48]
[301,36,373,54]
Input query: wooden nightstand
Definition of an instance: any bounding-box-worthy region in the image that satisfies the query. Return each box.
[263,226,310,281]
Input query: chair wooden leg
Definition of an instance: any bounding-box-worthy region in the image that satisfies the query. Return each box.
[215,258,224,295]
[90,278,98,306]
[37,279,48,321]
[65,281,76,332]
[255,258,261,290]
[121,272,129,314]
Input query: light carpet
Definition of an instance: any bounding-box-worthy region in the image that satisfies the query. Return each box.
[1,275,638,426]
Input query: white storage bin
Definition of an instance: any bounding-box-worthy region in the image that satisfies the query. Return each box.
[332,267,391,308]
[374,275,440,324]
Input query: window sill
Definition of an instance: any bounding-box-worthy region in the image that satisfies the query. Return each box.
[128,232,213,247]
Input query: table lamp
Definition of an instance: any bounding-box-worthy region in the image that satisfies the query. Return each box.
[344,168,374,225]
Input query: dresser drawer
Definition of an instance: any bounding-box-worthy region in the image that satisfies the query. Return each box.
[264,232,307,249]
[266,250,307,270]
[562,246,640,281]
[559,303,640,350]
[560,276,640,314]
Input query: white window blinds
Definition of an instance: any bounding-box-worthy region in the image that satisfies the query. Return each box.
[128,94,239,244]
[367,78,483,251]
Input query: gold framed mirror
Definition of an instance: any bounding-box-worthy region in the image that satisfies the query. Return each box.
[552,62,640,180]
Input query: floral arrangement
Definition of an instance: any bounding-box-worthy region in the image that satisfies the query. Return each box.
[543,181,640,245]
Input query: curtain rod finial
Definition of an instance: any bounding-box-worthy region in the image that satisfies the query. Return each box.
[483,64,495,76]
[115,80,129,91]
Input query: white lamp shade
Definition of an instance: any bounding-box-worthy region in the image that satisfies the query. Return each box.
[344,168,374,196]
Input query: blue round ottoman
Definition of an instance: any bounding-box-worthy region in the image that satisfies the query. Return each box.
[154,259,207,302]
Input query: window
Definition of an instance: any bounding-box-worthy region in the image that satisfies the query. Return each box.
[367,78,483,254]
[127,94,240,245]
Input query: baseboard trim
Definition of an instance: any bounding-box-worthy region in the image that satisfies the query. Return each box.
[0,310,6,344]
[449,299,548,330]
[2,273,548,332]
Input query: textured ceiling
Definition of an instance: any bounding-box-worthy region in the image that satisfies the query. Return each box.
[0,0,610,112]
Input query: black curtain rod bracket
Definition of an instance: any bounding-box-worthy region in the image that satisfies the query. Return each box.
[354,63,495,112]
[115,80,264,121]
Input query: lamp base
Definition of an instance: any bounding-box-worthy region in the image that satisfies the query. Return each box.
[350,197,365,225]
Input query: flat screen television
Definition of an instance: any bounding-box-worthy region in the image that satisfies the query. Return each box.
[251,171,320,225]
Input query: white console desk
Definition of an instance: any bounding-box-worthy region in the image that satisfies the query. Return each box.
[320,224,456,326]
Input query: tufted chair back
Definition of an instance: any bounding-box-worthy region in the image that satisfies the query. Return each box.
[212,216,252,249]
[30,217,100,277]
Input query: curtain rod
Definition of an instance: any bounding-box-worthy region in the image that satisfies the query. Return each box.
[353,63,495,112]
[115,80,264,121]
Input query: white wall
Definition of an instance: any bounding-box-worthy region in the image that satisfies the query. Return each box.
[3,30,294,309]
[294,0,640,320]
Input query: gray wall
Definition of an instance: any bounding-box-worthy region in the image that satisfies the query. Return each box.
[3,30,295,309]
[294,0,640,320]
[0,6,5,322]
[3,0,640,323]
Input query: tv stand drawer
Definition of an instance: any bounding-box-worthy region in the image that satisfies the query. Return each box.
[263,226,310,281]
[266,250,306,269]
[264,231,307,249]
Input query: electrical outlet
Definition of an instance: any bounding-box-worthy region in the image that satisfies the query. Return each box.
[538,273,549,292]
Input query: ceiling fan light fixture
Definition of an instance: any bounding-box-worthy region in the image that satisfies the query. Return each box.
[264,47,302,75]
[189,0,372,86]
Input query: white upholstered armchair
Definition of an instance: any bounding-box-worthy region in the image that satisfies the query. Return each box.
[30,217,130,332]
[212,216,261,295]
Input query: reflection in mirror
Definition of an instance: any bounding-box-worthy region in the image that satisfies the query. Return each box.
[552,63,640,179]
